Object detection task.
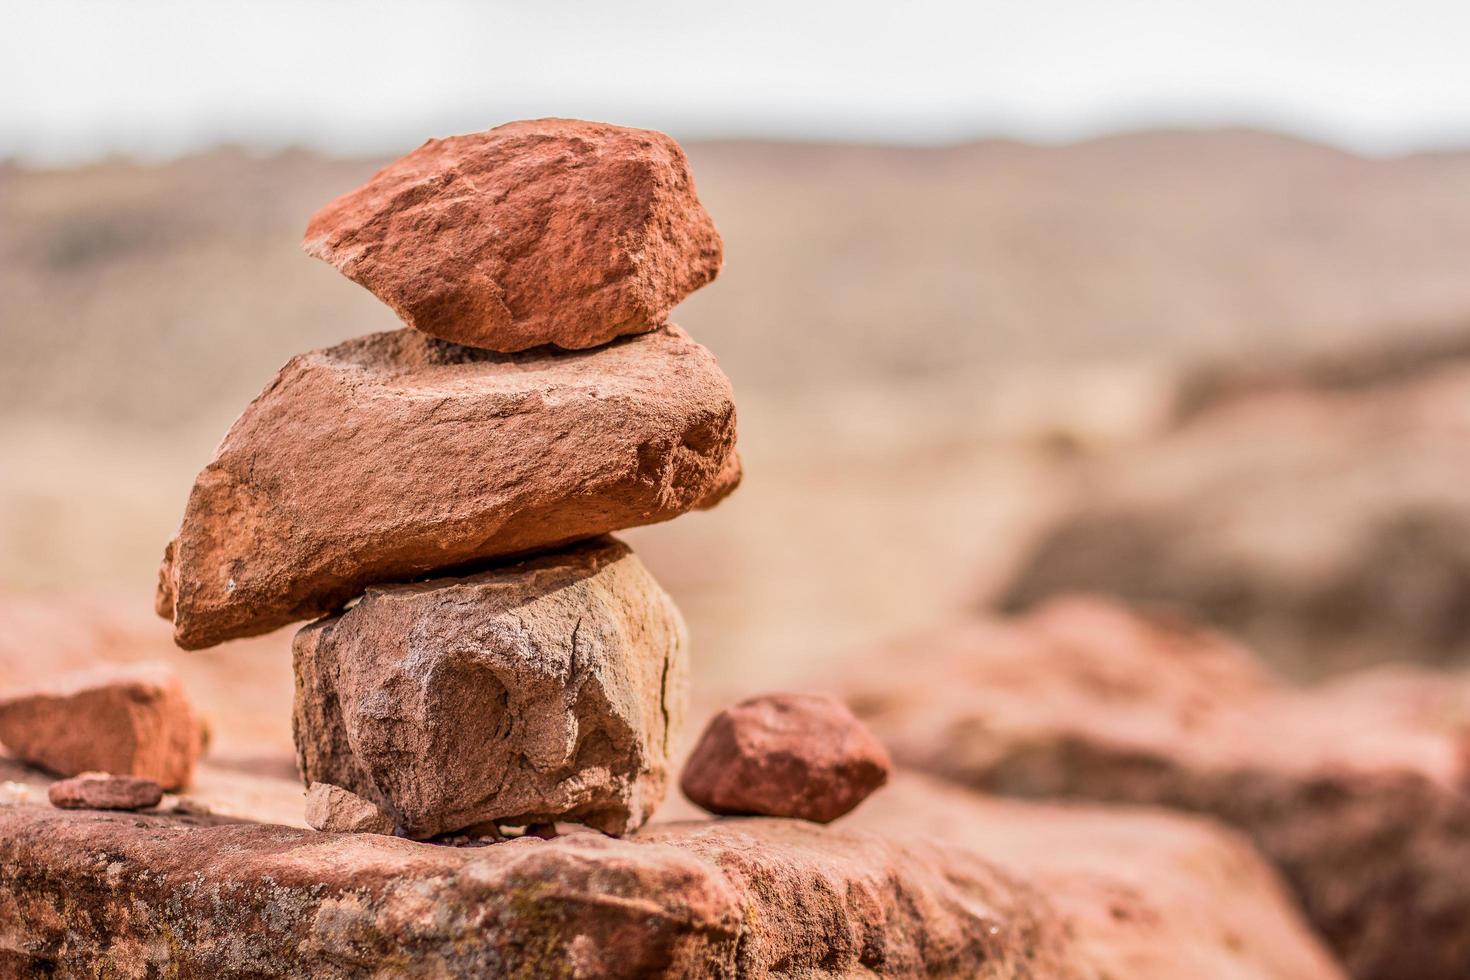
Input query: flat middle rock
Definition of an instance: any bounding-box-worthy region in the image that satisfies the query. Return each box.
[294,538,687,839]
[157,325,738,649]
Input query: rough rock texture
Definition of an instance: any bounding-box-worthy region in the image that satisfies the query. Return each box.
[303,118,723,352]
[842,772,1345,980]
[0,767,1345,980]
[680,693,890,822]
[294,538,687,840]
[0,663,205,789]
[998,363,1470,676]
[848,595,1470,980]
[305,781,394,835]
[0,807,1085,979]
[157,325,739,649]
[47,773,162,811]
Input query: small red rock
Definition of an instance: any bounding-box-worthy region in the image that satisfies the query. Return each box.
[48,772,163,811]
[0,663,205,790]
[303,118,723,352]
[680,693,891,823]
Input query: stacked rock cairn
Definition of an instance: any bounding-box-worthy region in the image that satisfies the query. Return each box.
[157,119,740,839]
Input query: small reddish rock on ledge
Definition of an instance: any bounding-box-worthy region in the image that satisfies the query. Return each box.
[47,773,163,811]
[681,693,891,823]
[303,118,724,353]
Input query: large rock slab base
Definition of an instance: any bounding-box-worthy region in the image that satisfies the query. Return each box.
[0,806,1077,979]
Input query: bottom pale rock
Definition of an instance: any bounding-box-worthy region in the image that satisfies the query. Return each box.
[293,538,687,839]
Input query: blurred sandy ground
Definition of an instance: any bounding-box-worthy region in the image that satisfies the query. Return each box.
[7,130,1470,753]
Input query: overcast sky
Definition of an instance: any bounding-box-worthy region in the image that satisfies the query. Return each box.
[5,0,1470,163]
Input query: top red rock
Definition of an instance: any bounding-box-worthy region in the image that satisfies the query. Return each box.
[303,118,723,352]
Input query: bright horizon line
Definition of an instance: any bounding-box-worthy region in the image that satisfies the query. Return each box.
[9,107,1470,170]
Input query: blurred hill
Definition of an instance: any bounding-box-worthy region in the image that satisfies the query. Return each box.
[6,127,1470,689]
[9,129,1470,429]
[1000,352,1470,677]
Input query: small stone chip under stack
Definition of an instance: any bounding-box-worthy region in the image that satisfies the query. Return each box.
[157,118,738,838]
